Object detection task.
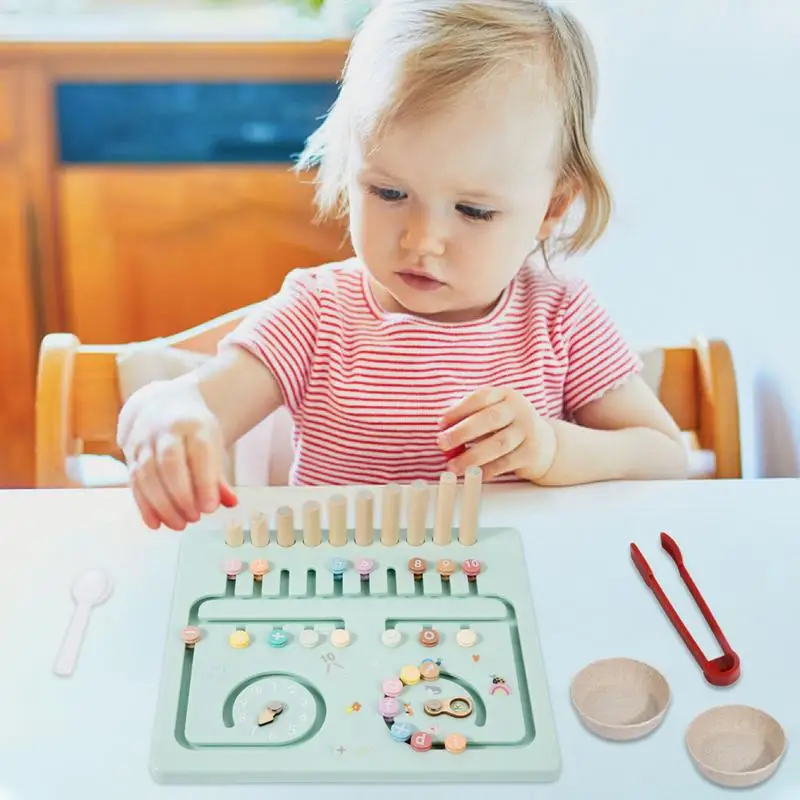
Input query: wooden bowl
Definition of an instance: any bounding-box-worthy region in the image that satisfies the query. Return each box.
[570,657,670,741]
[686,705,787,788]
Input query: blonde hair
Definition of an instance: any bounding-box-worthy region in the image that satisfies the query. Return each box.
[296,0,612,257]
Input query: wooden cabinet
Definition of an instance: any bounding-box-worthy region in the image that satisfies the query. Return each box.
[59,167,349,343]
[0,164,37,487]
[0,41,351,487]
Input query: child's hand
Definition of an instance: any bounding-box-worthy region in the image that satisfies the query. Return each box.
[437,387,557,482]
[117,378,238,531]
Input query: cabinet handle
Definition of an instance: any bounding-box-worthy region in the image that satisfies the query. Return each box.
[25,200,47,347]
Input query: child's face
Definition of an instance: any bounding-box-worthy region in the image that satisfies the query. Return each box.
[348,73,568,323]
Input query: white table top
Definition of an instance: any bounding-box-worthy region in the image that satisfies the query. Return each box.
[1,479,798,800]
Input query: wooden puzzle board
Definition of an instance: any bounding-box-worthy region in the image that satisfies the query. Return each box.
[150,488,561,784]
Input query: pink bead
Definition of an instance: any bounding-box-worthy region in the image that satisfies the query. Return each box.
[462,558,482,578]
[223,558,243,577]
[356,558,376,576]
[410,731,433,752]
[382,678,403,697]
[379,697,401,718]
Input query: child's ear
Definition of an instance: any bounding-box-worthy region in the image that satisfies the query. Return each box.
[537,179,578,240]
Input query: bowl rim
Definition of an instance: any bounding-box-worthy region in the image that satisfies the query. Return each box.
[684,704,788,777]
[569,656,672,730]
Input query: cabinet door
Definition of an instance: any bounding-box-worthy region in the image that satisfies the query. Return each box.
[58,167,350,343]
[0,162,37,487]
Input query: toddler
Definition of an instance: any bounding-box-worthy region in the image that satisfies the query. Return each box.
[118,0,688,531]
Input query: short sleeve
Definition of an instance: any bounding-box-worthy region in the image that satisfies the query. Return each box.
[220,268,321,413]
[559,279,642,417]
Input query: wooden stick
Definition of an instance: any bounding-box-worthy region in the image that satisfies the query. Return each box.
[302,500,322,547]
[355,490,374,546]
[276,506,295,547]
[250,512,269,547]
[458,466,482,545]
[328,494,347,546]
[380,483,401,546]
[225,519,244,547]
[433,471,457,545]
[406,480,429,546]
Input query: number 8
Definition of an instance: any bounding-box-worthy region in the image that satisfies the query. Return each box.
[414,559,423,569]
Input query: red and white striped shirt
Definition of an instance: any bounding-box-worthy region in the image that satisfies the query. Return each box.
[224,259,641,486]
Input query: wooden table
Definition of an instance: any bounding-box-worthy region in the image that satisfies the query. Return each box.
[1,479,798,799]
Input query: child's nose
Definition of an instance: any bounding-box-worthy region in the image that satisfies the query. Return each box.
[401,213,446,257]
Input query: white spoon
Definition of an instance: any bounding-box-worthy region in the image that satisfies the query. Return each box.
[54,570,113,678]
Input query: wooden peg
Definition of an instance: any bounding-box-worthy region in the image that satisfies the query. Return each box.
[276,506,295,547]
[225,519,244,547]
[433,471,457,545]
[328,494,347,546]
[380,483,401,546]
[355,490,374,546]
[302,500,322,547]
[458,466,482,545]
[406,480,429,546]
[250,512,269,547]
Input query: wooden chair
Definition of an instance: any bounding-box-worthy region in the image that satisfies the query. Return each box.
[35,309,743,487]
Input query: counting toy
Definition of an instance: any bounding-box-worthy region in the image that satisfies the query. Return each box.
[150,468,561,784]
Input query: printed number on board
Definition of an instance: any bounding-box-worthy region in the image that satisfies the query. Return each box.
[412,559,424,570]
[464,559,480,570]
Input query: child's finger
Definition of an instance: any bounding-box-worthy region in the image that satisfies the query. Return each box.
[438,397,515,452]
[438,386,506,429]
[155,433,199,522]
[220,481,239,508]
[131,480,162,530]
[447,424,526,475]
[133,445,187,531]
[185,429,224,513]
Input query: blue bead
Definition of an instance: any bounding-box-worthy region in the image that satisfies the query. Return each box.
[267,629,289,648]
[389,722,414,742]
[328,557,349,575]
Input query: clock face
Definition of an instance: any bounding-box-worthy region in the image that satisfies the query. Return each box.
[231,675,320,745]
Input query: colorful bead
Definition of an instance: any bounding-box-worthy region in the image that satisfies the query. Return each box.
[462,558,482,578]
[410,731,433,752]
[223,558,243,578]
[456,628,478,648]
[436,558,456,577]
[382,677,404,697]
[355,558,375,577]
[419,628,440,647]
[267,629,289,648]
[381,629,402,648]
[379,697,401,718]
[328,557,349,576]
[181,626,201,647]
[298,629,320,648]
[407,557,427,577]
[420,661,440,681]
[330,629,351,648]
[389,722,414,742]
[250,559,269,580]
[229,630,250,649]
[400,665,421,686]
[444,732,467,754]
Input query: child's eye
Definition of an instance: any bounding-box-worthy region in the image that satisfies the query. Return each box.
[457,204,497,222]
[368,185,406,202]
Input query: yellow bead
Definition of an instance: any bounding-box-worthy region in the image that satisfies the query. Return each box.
[400,665,421,685]
[229,630,250,649]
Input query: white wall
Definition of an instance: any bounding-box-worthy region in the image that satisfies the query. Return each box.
[555,0,800,478]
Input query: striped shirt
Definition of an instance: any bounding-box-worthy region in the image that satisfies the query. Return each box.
[224,259,641,486]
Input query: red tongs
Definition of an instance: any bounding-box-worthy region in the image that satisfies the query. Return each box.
[631,532,740,687]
